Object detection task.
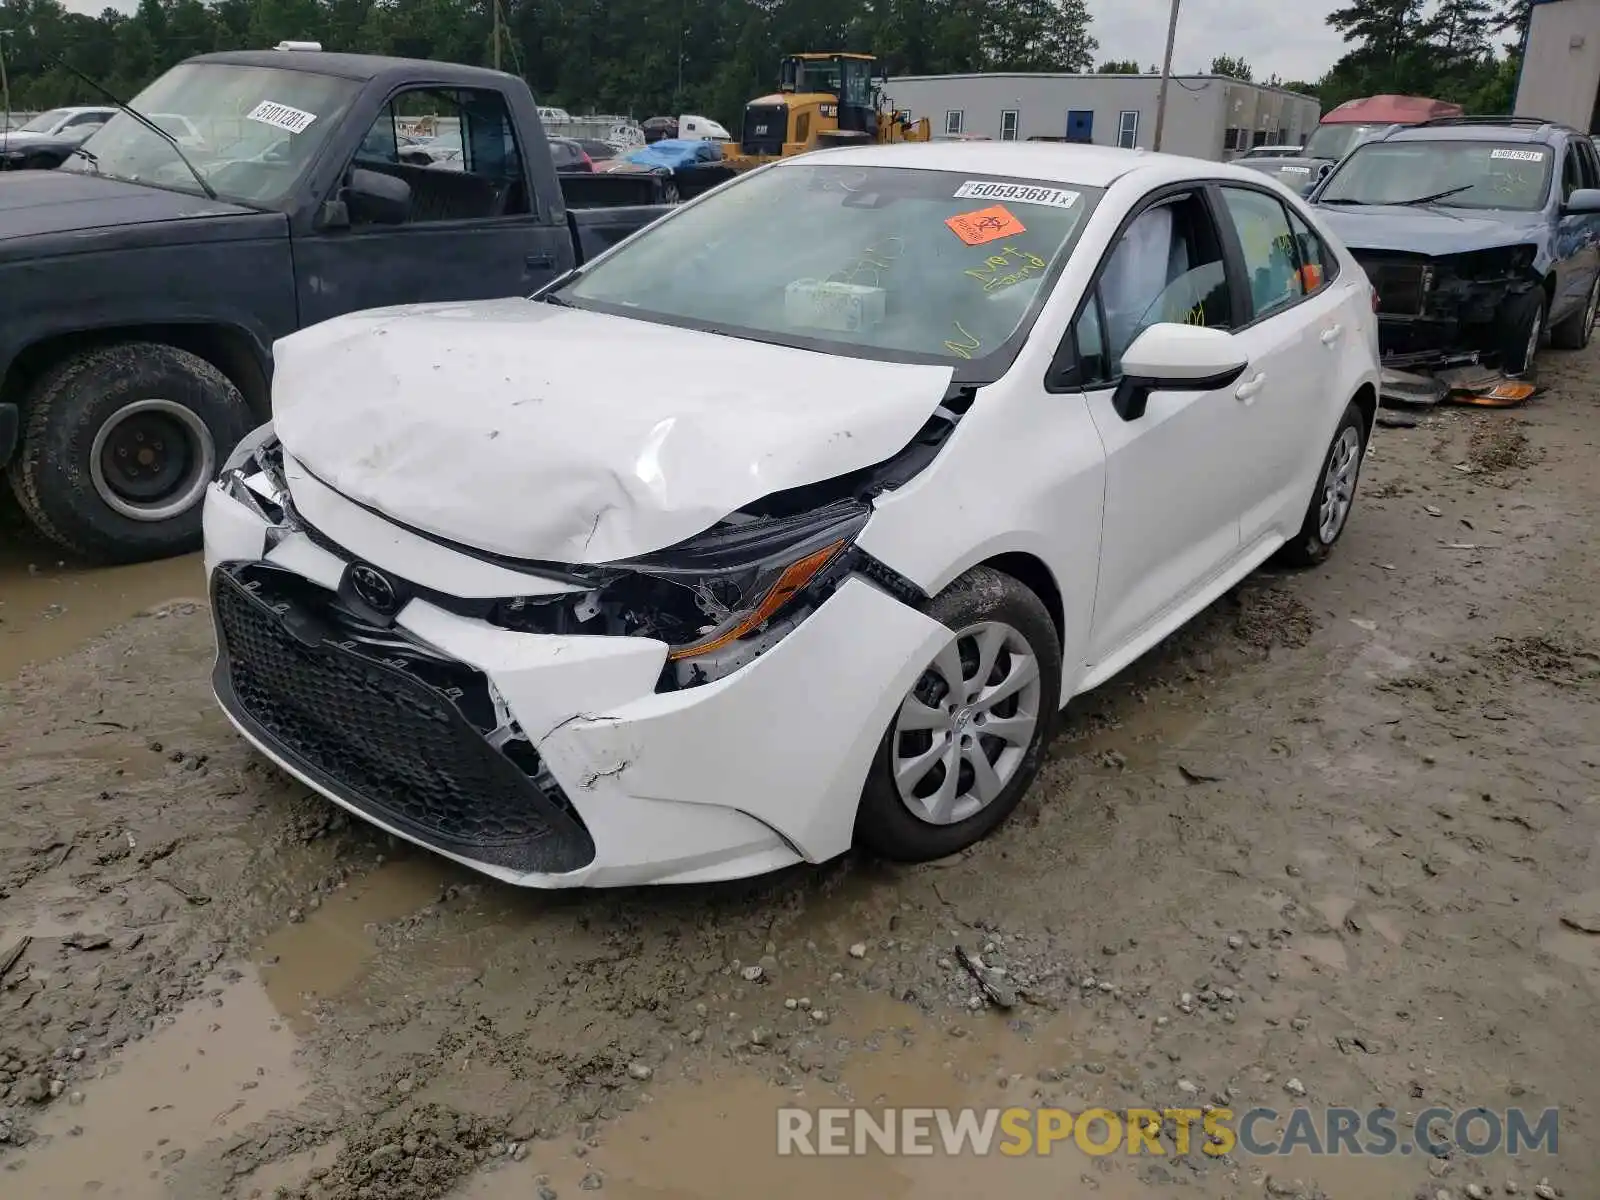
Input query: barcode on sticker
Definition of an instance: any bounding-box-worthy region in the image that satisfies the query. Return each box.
[1490,148,1543,162]
[247,101,318,135]
[954,181,1079,209]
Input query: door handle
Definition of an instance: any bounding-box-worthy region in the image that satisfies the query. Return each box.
[1320,324,1343,346]
[525,251,556,270]
[1235,372,1267,403]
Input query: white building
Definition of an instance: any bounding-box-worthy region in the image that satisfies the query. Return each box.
[883,72,1321,161]
[1514,0,1600,131]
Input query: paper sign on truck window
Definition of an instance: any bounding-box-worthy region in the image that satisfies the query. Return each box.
[953,181,1079,209]
[247,101,318,135]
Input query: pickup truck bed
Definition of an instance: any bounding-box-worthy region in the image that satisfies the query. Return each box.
[0,47,674,565]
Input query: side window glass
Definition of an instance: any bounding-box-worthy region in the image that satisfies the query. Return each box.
[1099,195,1233,376]
[1580,138,1600,189]
[1562,145,1583,202]
[1286,208,1334,292]
[1219,187,1305,321]
[1074,295,1110,386]
[345,88,530,228]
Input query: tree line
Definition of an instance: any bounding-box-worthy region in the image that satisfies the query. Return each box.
[0,0,1540,130]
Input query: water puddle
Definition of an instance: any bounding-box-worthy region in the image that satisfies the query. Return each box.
[258,857,453,1030]
[10,965,308,1198]
[0,540,204,681]
[451,989,1425,1200]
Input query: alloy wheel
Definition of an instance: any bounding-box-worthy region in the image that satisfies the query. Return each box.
[891,620,1043,826]
[1318,425,1363,544]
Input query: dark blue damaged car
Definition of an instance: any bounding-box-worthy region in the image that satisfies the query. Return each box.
[1310,117,1600,377]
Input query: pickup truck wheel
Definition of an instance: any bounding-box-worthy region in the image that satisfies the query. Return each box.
[1499,289,1546,377]
[9,343,252,564]
[1550,274,1600,351]
[855,567,1061,862]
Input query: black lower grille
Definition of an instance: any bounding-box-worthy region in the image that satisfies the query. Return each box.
[1355,254,1430,316]
[742,104,787,156]
[211,563,595,875]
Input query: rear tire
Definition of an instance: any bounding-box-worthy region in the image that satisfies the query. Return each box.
[1275,401,1368,569]
[855,566,1062,862]
[9,342,253,565]
[1550,274,1600,351]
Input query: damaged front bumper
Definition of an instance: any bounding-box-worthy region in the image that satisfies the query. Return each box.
[1356,247,1539,372]
[201,438,951,888]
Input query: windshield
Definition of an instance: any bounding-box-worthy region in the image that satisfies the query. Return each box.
[18,108,72,135]
[560,163,1101,371]
[63,62,361,206]
[1320,140,1553,211]
[1303,123,1384,162]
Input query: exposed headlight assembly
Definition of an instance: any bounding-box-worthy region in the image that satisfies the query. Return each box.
[491,499,871,687]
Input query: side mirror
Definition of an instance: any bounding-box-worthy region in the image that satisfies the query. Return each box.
[1112,324,1249,422]
[1563,187,1600,215]
[345,168,411,225]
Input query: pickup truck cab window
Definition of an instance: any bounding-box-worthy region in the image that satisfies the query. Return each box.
[349,88,531,224]
[61,62,361,206]
[1319,140,1554,212]
[560,163,1103,373]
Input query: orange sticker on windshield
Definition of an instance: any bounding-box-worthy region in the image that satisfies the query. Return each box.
[946,205,1027,246]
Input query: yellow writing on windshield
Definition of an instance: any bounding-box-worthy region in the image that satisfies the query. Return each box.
[944,322,982,359]
[966,244,1048,295]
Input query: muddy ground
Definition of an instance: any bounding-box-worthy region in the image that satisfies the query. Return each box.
[2,353,1599,1200]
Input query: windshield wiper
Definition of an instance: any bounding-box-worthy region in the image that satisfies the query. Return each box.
[1319,197,1370,205]
[1395,184,1475,207]
[69,145,100,172]
[52,55,218,201]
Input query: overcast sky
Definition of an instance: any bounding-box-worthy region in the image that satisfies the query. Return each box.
[57,0,1349,84]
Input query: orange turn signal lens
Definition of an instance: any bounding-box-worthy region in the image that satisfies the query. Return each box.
[665,540,848,661]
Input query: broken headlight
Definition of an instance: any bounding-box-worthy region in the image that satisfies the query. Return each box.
[219,424,292,528]
[490,499,869,686]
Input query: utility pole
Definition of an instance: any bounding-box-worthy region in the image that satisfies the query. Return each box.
[491,0,502,72]
[0,30,12,138]
[1152,0,1181,152]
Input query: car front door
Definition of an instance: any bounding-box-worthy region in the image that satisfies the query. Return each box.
[1212,182,1354,546]
[1058,188,1248,666]
[1557,135,1600,316]
[292,86,568,328]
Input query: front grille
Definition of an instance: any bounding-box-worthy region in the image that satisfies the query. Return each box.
[742,104,787,156]
[212,563,595,875]
[1355,253,1430,316]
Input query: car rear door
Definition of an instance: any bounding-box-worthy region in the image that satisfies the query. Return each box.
[1211,182,1354,548]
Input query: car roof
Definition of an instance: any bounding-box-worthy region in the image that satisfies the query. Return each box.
[778,140,1294,191]
[1382,121,1575,146]
[186,49,518,88]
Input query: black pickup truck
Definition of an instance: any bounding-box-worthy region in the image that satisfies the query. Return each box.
[0,46,674,565]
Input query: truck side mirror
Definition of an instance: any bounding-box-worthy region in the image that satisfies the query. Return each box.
[345,168,411,225]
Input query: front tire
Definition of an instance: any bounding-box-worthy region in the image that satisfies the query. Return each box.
[9,342,253,564]
[1499,289,1546,376]
[855,566,1062,862]
[1275,400,1368,569]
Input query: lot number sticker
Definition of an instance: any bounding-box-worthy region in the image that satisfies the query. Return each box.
[1490,148,1543,162]
[947,204,1028,246]
[247,100,318,135]
[954,181,1079,209]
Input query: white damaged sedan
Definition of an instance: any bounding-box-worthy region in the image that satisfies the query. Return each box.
[204,142,1381,888]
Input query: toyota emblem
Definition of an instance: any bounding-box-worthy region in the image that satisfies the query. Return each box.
[349,564,398,613]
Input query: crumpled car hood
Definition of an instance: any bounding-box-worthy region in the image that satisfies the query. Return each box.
[272,298,956,564]
[1316,205,1545,256]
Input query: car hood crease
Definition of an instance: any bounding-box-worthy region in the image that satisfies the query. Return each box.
[270,299,957,564]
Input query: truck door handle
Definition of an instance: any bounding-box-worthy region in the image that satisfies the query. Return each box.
[525,251,556,269]
[1320,324,1343,346]
[1235,372,1267,403]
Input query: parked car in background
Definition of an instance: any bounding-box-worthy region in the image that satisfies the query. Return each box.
[576,138,619,163]
[1314,116,1600,377]
[549,136,594,172]
[1241,97,1463,198]
[0,106,117,170]
[203,142,1381,888]
[0,45,681,566]
[1238,145,1305,160]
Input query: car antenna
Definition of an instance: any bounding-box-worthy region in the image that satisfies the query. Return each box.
[51,54,218,200]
